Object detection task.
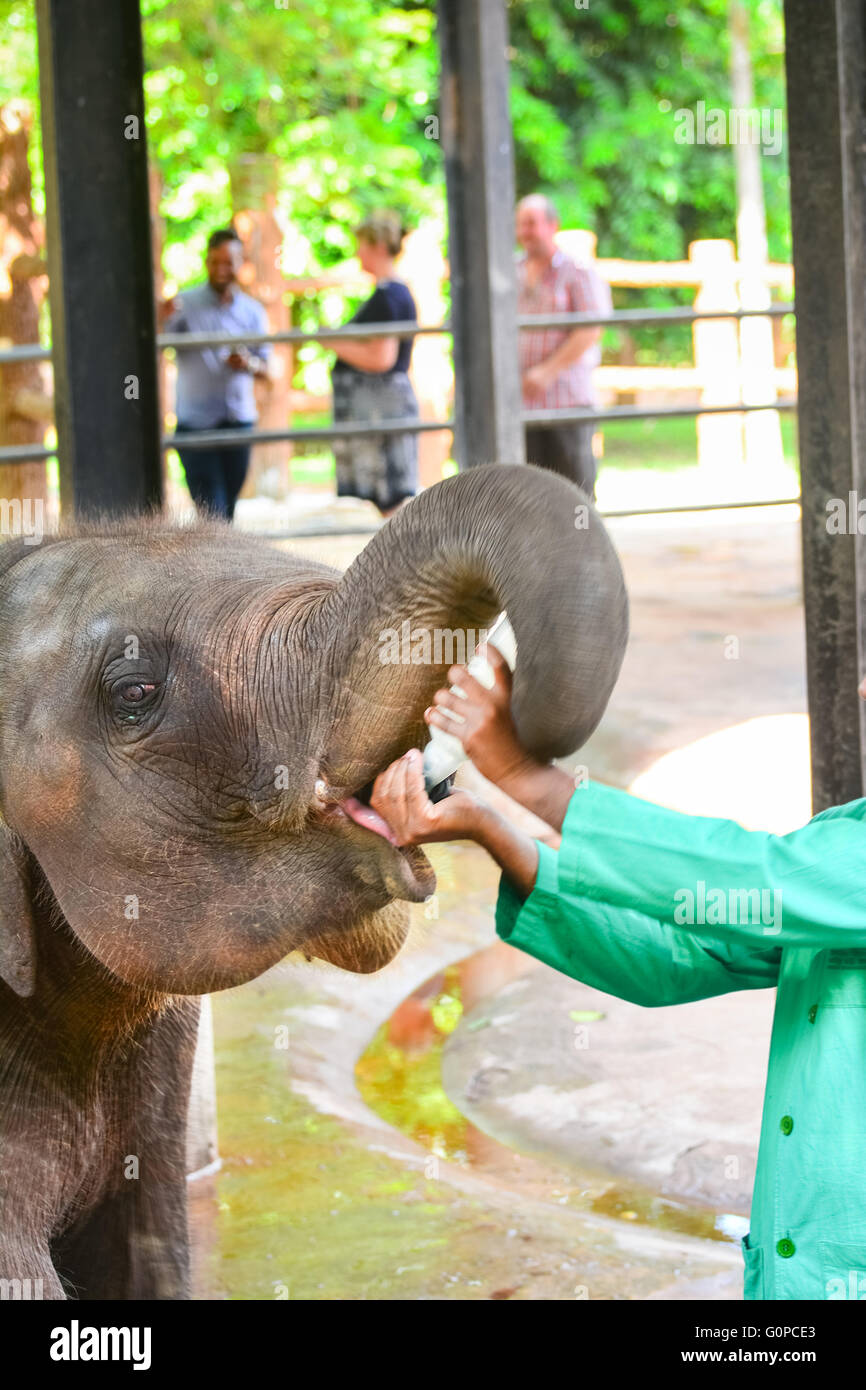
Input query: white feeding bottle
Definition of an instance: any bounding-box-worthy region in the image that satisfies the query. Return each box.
[422,613,517,798]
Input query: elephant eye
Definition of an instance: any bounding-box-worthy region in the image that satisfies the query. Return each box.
[121,682,155,704]
[111,679,160,725]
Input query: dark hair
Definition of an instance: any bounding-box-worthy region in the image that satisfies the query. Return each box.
[207,228,242,253]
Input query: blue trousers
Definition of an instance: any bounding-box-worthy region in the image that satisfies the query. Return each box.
[175,420,253,520]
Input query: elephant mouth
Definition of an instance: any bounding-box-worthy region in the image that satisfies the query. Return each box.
[313,771,439,904]
[339,789,399,845]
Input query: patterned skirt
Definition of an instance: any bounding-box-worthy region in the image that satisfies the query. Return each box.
[331,369,419,512]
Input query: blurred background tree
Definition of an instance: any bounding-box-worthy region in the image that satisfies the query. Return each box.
[0,0,793,481]
[508,0,788,262]
[141,0,442,285]
[0,0,788,276]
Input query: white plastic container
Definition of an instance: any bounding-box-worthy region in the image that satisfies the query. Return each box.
[422,613,517,795]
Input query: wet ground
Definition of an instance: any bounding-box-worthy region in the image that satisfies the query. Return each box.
[190,841,744,1300]
[190,501,808,1300]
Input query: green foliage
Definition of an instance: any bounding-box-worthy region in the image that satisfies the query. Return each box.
[0,0,791,330]
[0,0,43,211]
[140,0,442,281]
[0,3,38,105]
[507,0,789,263]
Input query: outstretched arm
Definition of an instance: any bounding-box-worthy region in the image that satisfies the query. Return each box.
[559,780,866,951]
[423,646,866,951]
[370,749,781,1006]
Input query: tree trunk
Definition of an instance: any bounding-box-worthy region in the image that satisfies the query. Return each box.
[149,163,171,503]
[0,102,50,512]
[230,155,291,501]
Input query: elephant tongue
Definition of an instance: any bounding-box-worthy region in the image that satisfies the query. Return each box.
[340,795,398,846]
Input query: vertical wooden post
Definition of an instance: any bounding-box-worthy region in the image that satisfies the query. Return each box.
[438,0,525,468]
[149,164,172,504]
[729,0,784,475]
[784,0,866,809]
[690,240,744,474]
[186,996,219,1178]
[399,221,453,488]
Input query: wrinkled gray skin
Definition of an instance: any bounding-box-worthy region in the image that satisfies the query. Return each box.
[0,465,628,1298]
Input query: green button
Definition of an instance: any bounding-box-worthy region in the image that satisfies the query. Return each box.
[780,1115,794,1135]
[808,1004,818,1023]
[777,1237,796,1258]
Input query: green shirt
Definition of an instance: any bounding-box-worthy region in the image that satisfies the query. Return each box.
[495,781,866,1301]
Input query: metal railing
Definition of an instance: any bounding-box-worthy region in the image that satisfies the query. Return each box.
[0,302,800,520]
[0,300,796,365]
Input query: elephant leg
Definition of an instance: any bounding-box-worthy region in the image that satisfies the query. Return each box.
[0,1233,66,1300]
[50,1180,190,1300]
[51,998,201,1301]
[0,1105,71,1298]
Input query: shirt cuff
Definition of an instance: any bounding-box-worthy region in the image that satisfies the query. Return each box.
[495,838,561,951]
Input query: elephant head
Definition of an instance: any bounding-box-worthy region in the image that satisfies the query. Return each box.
[0,465,627,997]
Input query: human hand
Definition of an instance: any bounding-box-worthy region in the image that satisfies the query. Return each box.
[522,363,552,403]
[369,749,487,846]
[158,296,178,325]
[370,747,541,898]
[226,347,251,372]
[426,645,541,793]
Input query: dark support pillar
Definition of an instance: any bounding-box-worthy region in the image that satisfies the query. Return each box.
[438,0,525,468]
[784,0,866,810]
[36,0,162,516]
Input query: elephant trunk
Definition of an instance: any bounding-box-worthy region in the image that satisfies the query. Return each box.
[313,464,629,797]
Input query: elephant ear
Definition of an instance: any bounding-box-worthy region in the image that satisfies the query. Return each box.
[0,824,35,997]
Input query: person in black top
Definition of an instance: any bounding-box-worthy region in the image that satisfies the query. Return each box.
[329,211,420,515]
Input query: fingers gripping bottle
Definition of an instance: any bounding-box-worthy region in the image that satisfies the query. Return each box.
[421,613,517,800]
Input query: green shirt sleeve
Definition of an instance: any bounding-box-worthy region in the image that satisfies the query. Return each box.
[560,781,866,949]
[496,838,780,1008]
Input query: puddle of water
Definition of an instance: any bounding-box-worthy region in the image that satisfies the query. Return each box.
[355,964,470,1163]
[590,1185,745,1245]
[356,963,740,1247]
[196,971,532,1300]
[197,965,708,1301]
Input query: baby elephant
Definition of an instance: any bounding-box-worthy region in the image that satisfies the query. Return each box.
[0,465,627,1298]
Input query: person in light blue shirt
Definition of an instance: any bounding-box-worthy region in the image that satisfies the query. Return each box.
[160,228,270,519]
